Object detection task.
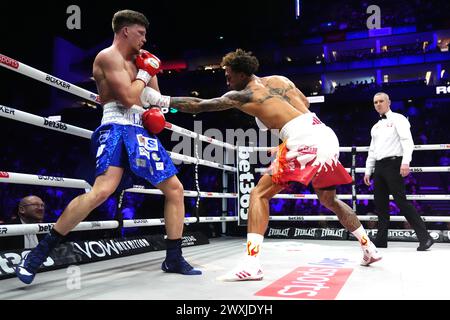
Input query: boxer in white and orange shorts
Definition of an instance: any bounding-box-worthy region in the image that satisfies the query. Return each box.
[145,48,382,281]
[269,112,352,189]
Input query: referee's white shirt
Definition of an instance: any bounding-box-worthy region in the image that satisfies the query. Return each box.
[365,109,415,175]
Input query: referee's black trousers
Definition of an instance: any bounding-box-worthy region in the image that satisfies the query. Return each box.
[373,157,430,246]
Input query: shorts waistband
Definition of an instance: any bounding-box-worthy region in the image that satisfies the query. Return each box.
[102,101,144,126]
[280,112,321,141]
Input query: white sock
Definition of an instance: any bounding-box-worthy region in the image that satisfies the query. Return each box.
[246,233,264,259]
[351,225,371,247]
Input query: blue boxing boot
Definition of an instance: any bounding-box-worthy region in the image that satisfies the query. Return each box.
[16,228,63,284]
[161,238,202,275]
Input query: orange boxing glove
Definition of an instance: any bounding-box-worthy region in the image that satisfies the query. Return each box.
[142,108,166,134]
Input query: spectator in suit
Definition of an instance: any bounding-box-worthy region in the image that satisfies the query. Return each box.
[0,195,45,251]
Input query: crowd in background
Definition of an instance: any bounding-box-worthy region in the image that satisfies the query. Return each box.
[1,91,448,236]
[1,0,449,240]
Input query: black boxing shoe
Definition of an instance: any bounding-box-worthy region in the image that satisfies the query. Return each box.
[161,256,202,275]
[417,238,434,251]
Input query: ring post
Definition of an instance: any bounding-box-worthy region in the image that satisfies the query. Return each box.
[351,146,357,212]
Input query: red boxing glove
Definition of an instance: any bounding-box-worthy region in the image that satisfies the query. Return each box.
[142,108,166,134]
[135,50,162,85]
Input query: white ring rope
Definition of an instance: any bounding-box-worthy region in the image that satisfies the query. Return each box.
[0,171,92,189]
[1,54,449,237]
[249,144,450,152]
[0,53,101,104]
[1,53,449,156]
[0,221,118,237]
[269,215,450,222]
[0,104,93,139]
[0,217,237,237]
[255,166,450,174]
[167,151,236,172]
[338,145,450,152]
[0,53,236,150]
[0,105,236,172]
[2,213,448,237]
[0,171,237,198]
[349,167,450,173]
[125,187,237,198]
[4,172,444,200]
[166,122,236,150]
[272,194,449,200]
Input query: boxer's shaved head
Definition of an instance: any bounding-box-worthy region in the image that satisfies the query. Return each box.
[112,10,149,33]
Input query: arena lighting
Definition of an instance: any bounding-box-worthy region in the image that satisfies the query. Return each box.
[295,0,301,19]
[81,101,96,109]
[426,71,432,85]
[204,65,221,70]
[441,70,446,78]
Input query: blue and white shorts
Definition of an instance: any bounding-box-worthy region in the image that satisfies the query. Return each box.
[91,123,177,186]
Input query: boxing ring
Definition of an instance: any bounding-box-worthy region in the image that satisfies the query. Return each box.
[1,53,450,300]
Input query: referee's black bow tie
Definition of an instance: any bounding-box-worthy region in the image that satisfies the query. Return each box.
[380,114,387,119]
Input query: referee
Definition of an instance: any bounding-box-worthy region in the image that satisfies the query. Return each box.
[364,92,433,251]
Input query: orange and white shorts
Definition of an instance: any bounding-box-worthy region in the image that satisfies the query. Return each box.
[268,113,352,189]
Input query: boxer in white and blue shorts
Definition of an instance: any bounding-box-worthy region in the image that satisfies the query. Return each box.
[92,102,177,186]
[15,10,201,286]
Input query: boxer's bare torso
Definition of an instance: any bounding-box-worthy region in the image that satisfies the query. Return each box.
[170,74,311,130]
[93,47,139,106]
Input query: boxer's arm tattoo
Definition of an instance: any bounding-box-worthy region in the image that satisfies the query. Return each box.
[170,90,252,113]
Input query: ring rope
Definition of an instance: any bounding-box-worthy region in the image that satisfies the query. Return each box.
[194,130,201,221]
[268,215,450,222]
[0,217,236,237]
[1,53,449,237]
[248,145,450,153]
[272,194,449,200]
[255,166,450,173]
[0,105,237,172]
[3,213,449,237]
[0,171,237,198]
[1,53,448,155]
[4,171,445,200]
[0,53,236,150]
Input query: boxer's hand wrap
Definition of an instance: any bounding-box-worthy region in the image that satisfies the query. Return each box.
[136,69,152,86]
[140,86,170,109]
